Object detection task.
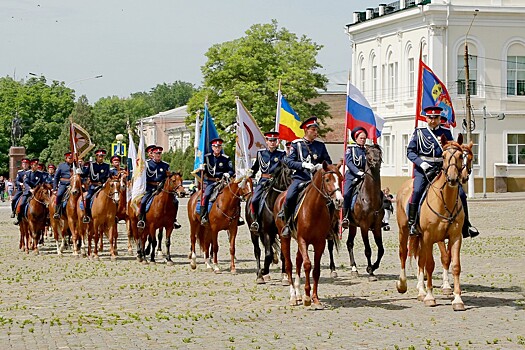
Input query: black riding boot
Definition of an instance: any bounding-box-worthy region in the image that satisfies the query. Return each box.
[83,206,91,223]
[341,208,350,229]
[53,204,61,219]
[250,212,259,233]
[200,205,208,225]
[13,212,21,225]
[461,204,479,238]
[280,204,293,238]
[408,203,419,236]
[137,212,145,228]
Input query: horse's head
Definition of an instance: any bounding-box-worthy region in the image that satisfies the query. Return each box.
[441,134,464,187]
[273,161,292,191]
[460,135,474,184]
[105,177,121,204]
[70,173,82,196]
[313,161,344,210]
[165,171,184,196]
[365,144,383,170]
[34,183,52,207]
[234,175,253,201]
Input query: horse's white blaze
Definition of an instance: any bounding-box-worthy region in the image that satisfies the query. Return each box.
[331,173,344,205]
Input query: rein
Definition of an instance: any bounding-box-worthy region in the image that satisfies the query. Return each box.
[214,179,250,223]
[310,170,341,207]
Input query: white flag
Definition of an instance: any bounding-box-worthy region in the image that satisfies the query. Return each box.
[127,130,137,203]
[131,121,147,204]
[235,98,266,178]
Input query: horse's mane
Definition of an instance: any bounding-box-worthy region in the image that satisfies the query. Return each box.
[273,161,292,191]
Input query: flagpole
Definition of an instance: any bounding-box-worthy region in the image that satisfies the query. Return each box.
[415,45,423,129]
[275,80,282,132]
[339,74,351,239]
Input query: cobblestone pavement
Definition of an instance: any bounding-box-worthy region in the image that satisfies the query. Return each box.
[0,197,523,350]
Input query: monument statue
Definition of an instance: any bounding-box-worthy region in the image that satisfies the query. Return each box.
[11,115,22,147]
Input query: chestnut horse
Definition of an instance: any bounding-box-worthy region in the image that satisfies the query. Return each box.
[188,176,252,273]
[273,162,344,308]
[88,177,121,260]
[396,134,469,311]
[245,161,292,284]
[49,173,83,255]
[19,183,52,254]
[128,172,183,264]
[338,144,385,281]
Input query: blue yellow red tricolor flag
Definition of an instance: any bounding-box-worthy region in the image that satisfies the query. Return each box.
[275,89,302,142]
[416,58,456,128]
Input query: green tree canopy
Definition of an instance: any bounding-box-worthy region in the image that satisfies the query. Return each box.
[186,20,329,156]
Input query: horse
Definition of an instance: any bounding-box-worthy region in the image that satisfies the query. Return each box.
[245,161,292,284]
[338,144,385,281]
[128,172,183,264]
[87,177,121,260]
[110,172,128,255]
[396,134,469,311]
[19,183,52,254]
[49,173,83,256]
[273,162,344,308]
[188,176,252,274]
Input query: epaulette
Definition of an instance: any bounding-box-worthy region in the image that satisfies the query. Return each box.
[222,154,230,159]
[204,153,212,157]
[417,126,427,129]
[17,169,25,173]
[314,139,325,144]
[291,138,303,144]
[161,160,169,166]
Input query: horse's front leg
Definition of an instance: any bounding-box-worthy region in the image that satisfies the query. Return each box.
[251,231,263,283]
[437,241,452,295]
[148,229,157,264]
[311,240,326,308]
[262,231,274,282]
[280,234,296,305]
[327,239,337,278]
[228,225,238,275]
[296,239,311,307]
[422,243,437,307]
[108,222,117,261]
[164,226,174,266]
[361,228,376,281]
[210,229,220,274]
[371,226,384,275]
[449,235,465,311]
[294,248,303,306]
[346,226,359,276]
[126,220,134,256]
[91,224,100,260]
[157,228,164,253]
[396,224,410,294]
[189,225,198,270]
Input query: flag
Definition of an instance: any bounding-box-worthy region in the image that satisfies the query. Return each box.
[69,122,94,162]
[346,81,385,144]
[235,98,266,178]
[193,102,219,173]
[275,90,301,142]
[416,59,456,128]
[131,121,146,205]
[126,128,137,203]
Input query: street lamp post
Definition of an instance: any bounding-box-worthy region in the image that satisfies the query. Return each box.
[66,75,103,87]
[482,106,505,199]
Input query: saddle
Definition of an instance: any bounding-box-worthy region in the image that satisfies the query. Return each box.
[79,185,103,211]
[194,182,225,214]
[404,175,439,226]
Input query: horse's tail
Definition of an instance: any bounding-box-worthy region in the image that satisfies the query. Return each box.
[408,235,420,260]
[197,229,206,252]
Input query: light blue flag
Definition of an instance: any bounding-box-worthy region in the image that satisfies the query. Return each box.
[193,103,219,171]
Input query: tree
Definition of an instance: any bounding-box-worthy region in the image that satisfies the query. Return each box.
[131,81,195,115]
[186,20,329,156]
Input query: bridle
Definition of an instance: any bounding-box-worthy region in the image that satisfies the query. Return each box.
[311,169,342,206]
[161,174,183,195]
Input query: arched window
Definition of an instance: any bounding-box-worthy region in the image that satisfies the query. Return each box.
[406,44,415,98]
[506,42,525,96]
[384,48,398,101]
[370,52,377,102]
[358,55,366,94]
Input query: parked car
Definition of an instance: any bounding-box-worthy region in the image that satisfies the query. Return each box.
[179,180,196,198]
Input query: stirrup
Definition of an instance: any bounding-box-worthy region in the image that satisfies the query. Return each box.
[82,216,91,224]
[137,220,145,229]
[53,213,60,219]
[237,217,245,226]
[341,218,349,229]
[468,226,479,238]
[201,216,208,225]
[250,221,259,233]
[173,221,181,229]
[409,224,419,236]
[281,225,290,238]
[10,212,15,218]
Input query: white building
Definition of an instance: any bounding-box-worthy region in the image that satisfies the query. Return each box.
[346,0,525,192]
[141,106,192,152]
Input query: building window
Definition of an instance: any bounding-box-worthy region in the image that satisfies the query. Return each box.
[183,133,190,150]
[470,134,479,165]
[360,67,366,93]
[457,54,477,95]
[382,134,394,165]
[408,58,415,98]
[387,63,398,101]
[507,56,525,96]
[401,134,410,166]
[507,133,525,164]
[372,65,378,102]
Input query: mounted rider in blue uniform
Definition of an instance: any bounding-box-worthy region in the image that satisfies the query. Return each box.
[199,137,235,225]
[341,126,368,229]
[407,106,479,238]
[81,149,111,223]
[279,116,332,237]
[14,159,45,225]
[249,131,286,233]
[53,152,75,219]
[46,164,56,185]
[11,158,30,219]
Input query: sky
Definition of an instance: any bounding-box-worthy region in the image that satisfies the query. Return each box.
[1,0,379,103]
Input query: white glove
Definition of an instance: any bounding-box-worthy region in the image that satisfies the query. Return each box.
[302,162,314,170]
[420,162,431,172]
[223,173,230,179]
[75,168,83,175]
[357,171,364,177]
[313,164,323,172]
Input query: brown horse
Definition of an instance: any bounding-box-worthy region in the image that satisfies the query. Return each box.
[396,134,469,311]
[188,176,252,273]
[341,144,385,280]
[128,172,183,264]
[49,173,83,256]
[19,183,52,254]
[88,177,121,260]
[273,162,344,308]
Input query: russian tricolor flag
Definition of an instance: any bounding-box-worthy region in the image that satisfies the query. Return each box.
[346,82,385,144]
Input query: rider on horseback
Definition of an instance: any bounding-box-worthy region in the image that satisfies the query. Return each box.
[249,131,286,233]
[81,149,110,223]
[279,116,332,237]
[200,138,235,225]
[46,164,56,185]
[11,158,30,219]
[341,127,368,229]
[14,159,44,225]
[407,106,479,238]
[53,152,75,219]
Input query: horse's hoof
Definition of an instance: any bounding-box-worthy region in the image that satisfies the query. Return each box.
[190,261,196,270]
[417,294,426,302]
[110,255,117,262]
[214,269,222,274]
[128,249,133,256]
[396,281,407,294]
[330,271,338,279]
[136,256,143,263]
[302,295,311,307]
[150,261,156,265]
[166,260,174,266]
[311,302,324,310]
[256,277,265,284]
[230,269,237,275]
[187,252,192,259]
[368,275,378,282]
[442,287,453,296]
[289,298,297,306]
[281,275,290,286]
[141,260,148,265]
[263,274,271,282]
[350,270,359,278]
[424,299,437,307]
[453,302,466,311]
